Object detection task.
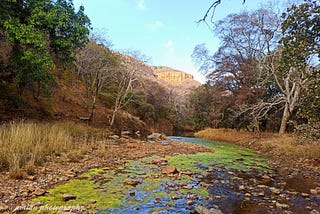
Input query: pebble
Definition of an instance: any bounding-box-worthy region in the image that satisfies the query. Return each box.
[123,179,141,186]
[269,187,281,194]
[186,200,193,205]
[310,189,318,195]
[239,185,245,191]
[276,202,289,209]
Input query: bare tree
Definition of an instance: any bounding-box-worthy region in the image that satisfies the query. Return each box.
[109,57,138,126]
[120,49,151,64]
[75,41,119,121]
[266,50,312,134]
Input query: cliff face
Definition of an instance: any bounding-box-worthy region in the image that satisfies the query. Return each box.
[153,66,194,85]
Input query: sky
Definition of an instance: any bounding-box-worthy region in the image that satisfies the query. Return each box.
[72,0,285,83]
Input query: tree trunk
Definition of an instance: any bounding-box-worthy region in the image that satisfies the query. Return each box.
[110,107,117,127]
[279,102,290,135]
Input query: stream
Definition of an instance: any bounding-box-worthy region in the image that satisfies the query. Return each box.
[30,137,320,214]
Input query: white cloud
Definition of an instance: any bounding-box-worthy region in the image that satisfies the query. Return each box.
[137,0,145,10]
[146,20,164,30]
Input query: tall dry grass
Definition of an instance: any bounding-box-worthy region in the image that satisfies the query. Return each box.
[0,122,73,177]
[195,128,320,160]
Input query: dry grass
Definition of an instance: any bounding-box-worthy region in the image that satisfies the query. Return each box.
[195,128,255,143]
[0,121,112,178]
[195,128,320,160]
[0,122,72,177]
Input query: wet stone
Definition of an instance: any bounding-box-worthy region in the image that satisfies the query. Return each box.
[186,200,194,205]
[62,193,76,202]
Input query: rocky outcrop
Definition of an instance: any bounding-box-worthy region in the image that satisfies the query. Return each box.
[153,66,196,85]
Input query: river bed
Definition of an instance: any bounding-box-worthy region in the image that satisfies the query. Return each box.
[29,137,320,213]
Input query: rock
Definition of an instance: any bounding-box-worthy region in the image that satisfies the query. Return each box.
[258,191,265,197]
[31,200,44,207]
[186,200,194,205]
[154,198,161,204]
[0,203,9,212]
[310,209,320,214]
[109,135,120,140]
[171,195,181,200]
[228,171,235,175]
[276,202,289,209]
[152,158,168,166]
[33,188,47,196]
[162,166,179,174]
[269,187,281,194]
[310,189,318,195]
[182,170,193,176]
[121,131,131,136]
[147,133,162,141]
[123,179,141,186]
[27,175,37,181]
[88,199,97,204]
[239,185,245,191]
[215,195,221,200]
[195,205,224,214]
[62,193,76,202]
[129,191,136,196]
[262,175,271,180]
[301,193,309,197]
[245,193,251,197]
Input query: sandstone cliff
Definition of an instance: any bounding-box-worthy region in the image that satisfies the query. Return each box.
[153,66,196,85]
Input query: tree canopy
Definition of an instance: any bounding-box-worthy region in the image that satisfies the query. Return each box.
[0,0,91,96]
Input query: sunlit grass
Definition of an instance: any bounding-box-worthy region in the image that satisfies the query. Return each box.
[195,128,320,159]
[0,121,112,178]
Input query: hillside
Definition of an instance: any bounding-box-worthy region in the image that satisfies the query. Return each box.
[0,46,201,135]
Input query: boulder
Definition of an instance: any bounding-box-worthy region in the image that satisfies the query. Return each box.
[162,166,179,174]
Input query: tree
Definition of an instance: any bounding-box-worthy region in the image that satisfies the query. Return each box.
[75,41,120,121]
[109,57,137,127]
[193,7,281,132]
[120,49,151,64]
[1,0,91,96]
[268,0,320,134]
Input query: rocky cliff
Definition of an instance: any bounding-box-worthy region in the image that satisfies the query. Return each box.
[153,66,195,85]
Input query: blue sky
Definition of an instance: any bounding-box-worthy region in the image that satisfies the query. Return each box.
[73,0,284,83]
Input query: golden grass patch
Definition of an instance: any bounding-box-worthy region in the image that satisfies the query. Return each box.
[195,128,320,160]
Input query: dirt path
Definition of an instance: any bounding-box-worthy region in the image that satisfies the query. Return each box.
[0,139,210,212]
